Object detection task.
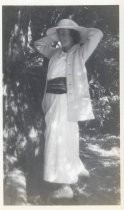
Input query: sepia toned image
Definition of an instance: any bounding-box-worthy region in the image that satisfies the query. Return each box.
[2,5,120,206]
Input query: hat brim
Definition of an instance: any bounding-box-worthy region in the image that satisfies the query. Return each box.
[46,26,87,42]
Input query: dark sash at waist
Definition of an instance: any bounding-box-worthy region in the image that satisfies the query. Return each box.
[46,77,67,94]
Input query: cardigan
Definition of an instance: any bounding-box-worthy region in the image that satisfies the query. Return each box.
[34,27,103,121]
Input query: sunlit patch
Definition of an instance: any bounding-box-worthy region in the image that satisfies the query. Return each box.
[99,186,113,192]
[3,129,8,138]
[78,84,83,93]
[77,72,82,76]
[56,41,61,48]
[104,57,118,66]
[14,125,17,132]
[17,136,27,149]
[78,84,83,89]
[102,159,120,167]
[3,84,7,96]
[16,81,20,87]
[99,96,109,103]
[8,127,17,137]
[5,100,8,111]
[35,147,40,156]
[105,135,119,140]
[28,22,32,42]
[24,103,28,110]
[48,174,56,182]
[6,155,18,165]
[99,186,120,194]
[112,95,119,102]
[76,186,90,197]
[11,101,18,115]
[87,143,120,158]
[29,127,38,138]
[51,121,58,129]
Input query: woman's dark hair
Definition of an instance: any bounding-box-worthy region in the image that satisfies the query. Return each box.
[69,29,81,44]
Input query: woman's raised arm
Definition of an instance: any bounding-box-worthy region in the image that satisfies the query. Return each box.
[80,28,103,62]
[34,36,58,59]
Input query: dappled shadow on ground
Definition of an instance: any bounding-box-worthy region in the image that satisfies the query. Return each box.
[26,134,120,205]
[4,134,120,205]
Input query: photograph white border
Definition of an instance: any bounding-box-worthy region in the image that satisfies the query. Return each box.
[0,0,124,210]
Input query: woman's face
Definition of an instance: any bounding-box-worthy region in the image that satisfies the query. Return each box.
[57,29,74,50]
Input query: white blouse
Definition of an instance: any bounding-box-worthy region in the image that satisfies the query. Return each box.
[47,51,67,80]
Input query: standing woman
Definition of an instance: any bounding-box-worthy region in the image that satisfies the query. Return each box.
[34,19,103,198]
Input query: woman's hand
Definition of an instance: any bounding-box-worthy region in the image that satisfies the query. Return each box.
[34,36,59,59]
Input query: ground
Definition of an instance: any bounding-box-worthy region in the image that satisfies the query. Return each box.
[26,134,120,205]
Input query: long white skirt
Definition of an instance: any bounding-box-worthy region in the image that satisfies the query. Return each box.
[43,93,88,184]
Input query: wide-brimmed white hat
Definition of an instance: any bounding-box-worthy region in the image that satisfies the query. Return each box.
[46,19,87,42]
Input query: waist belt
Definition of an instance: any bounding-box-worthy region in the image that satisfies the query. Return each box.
[46,77,67,94]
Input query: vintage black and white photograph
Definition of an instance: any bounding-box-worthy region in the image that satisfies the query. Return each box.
[2,4,120,206]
